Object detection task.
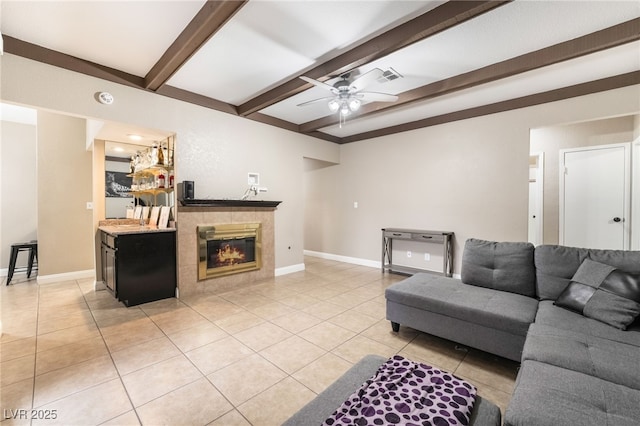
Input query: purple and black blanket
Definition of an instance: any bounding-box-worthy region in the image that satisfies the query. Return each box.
[323,355,477,426]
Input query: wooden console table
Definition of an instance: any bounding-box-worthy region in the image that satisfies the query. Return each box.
[382,228,454,277]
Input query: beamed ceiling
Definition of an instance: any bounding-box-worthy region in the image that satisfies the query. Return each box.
[2,0,639,144]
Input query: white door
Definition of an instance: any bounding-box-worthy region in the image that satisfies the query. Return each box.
[560,143,631,250]
[560,144,631,250]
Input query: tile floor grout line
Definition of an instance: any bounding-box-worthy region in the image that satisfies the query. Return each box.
[127,298,244,424]
[27,277,42,426]
[79,279,145,426]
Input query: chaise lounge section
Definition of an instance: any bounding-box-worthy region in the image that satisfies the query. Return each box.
[386,239,538,362]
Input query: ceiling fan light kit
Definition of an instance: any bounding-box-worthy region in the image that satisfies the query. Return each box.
[298,67,399,126]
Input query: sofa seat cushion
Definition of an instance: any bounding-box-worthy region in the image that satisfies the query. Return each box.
[522,324,640,390]
[505,360,640,426]
[535,301,640,347]
[385,273,538,337]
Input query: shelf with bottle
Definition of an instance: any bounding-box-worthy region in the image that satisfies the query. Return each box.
[129,136,174,171]
[129,187,175,196]
[128,136,175,193]
[130,168,175,192]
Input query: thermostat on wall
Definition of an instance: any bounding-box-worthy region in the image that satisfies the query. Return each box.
[248,173,260,185]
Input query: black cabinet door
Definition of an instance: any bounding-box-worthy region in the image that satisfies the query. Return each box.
[115,232,176,307]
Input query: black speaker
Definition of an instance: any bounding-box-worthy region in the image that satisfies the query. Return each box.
[178,181,194,200]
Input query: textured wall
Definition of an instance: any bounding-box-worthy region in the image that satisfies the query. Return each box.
[37,111,94,276]
[304,87,640,275]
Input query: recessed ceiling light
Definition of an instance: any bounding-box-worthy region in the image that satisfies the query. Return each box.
[127,134,142,141]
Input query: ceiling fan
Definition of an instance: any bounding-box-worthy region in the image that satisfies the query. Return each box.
[297,68,399,125]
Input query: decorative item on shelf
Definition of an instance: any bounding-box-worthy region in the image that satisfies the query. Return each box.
[150,143,159,166]
[149,206,160,226]
[158,206,171,229]
[156,169,166,189]
[158,142,165,166]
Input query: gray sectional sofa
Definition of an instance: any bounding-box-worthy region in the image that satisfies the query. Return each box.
[385,239,640,426]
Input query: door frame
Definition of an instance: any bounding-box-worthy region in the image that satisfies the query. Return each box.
[559,142,631,249]
[528,152,544,246]
[633,137,640,250]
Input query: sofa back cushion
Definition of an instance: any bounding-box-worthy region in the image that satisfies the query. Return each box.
[535,245,640,301]
[461,238,536,297]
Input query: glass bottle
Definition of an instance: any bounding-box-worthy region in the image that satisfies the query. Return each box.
[157,169,166,189]
[158,142,165,166]
[150,143,159,166]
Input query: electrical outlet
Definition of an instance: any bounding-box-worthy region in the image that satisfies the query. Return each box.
[86,202,93,210]
[353,201,358,209]
[407,251,412,258]
[424,253,431,261]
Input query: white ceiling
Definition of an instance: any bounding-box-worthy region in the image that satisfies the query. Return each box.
[2,0,639,144]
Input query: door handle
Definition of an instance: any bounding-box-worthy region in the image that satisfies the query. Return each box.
[613,217,622,223]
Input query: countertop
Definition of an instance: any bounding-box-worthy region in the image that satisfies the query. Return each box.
[99,224,176,236]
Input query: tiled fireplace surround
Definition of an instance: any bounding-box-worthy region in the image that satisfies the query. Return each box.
[177,206,276,296]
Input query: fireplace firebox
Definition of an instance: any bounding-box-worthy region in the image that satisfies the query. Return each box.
[197,223,262,280]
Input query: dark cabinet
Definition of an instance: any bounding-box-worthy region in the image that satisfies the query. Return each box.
[100,230,177,307]
[102,243,116,294]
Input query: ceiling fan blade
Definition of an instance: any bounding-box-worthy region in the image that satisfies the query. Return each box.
[300,76,339,94]
[348,68,384,92]
[358,92,399,103]
[296,96,335,107]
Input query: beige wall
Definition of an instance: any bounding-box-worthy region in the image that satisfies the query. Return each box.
[304,87,640,275]
[0,121,37,270]
[36,111,94,276]
[1,54,340,276]
[530,116,636,245]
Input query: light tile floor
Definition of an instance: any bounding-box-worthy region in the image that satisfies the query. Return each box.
[1,257,519,425]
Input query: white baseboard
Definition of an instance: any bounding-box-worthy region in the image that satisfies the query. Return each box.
[275,263,305,276]
[304,250,381,269]
[37,269,95,285]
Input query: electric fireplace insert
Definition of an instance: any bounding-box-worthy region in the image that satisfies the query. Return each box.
[197,223,262,280]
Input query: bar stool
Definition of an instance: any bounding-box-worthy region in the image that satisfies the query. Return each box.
[6,241,38,285]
